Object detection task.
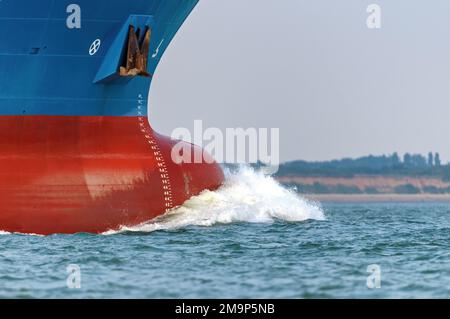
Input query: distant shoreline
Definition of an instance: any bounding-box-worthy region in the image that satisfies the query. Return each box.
[304,194,450,203]
[277,175,450,200]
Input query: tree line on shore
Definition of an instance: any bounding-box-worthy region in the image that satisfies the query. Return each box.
[277,152,450,179]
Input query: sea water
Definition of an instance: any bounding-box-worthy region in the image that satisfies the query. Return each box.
[0,168,449,298]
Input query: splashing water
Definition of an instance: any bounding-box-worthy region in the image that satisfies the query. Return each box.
[105,167,325,234]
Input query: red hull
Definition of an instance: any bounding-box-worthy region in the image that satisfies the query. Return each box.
[0,116,224,235]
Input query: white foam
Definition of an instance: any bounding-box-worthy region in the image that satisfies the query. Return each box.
[0,231,44,237]
[104,166,325,234]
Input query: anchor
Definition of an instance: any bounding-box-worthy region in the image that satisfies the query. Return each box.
[119,25,151,77]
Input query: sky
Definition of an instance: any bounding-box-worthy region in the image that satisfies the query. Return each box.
[148,0,450,163]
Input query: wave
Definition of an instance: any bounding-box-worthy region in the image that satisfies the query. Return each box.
[104,166,325,235]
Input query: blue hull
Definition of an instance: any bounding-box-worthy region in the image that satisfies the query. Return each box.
[0,0,198,116]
